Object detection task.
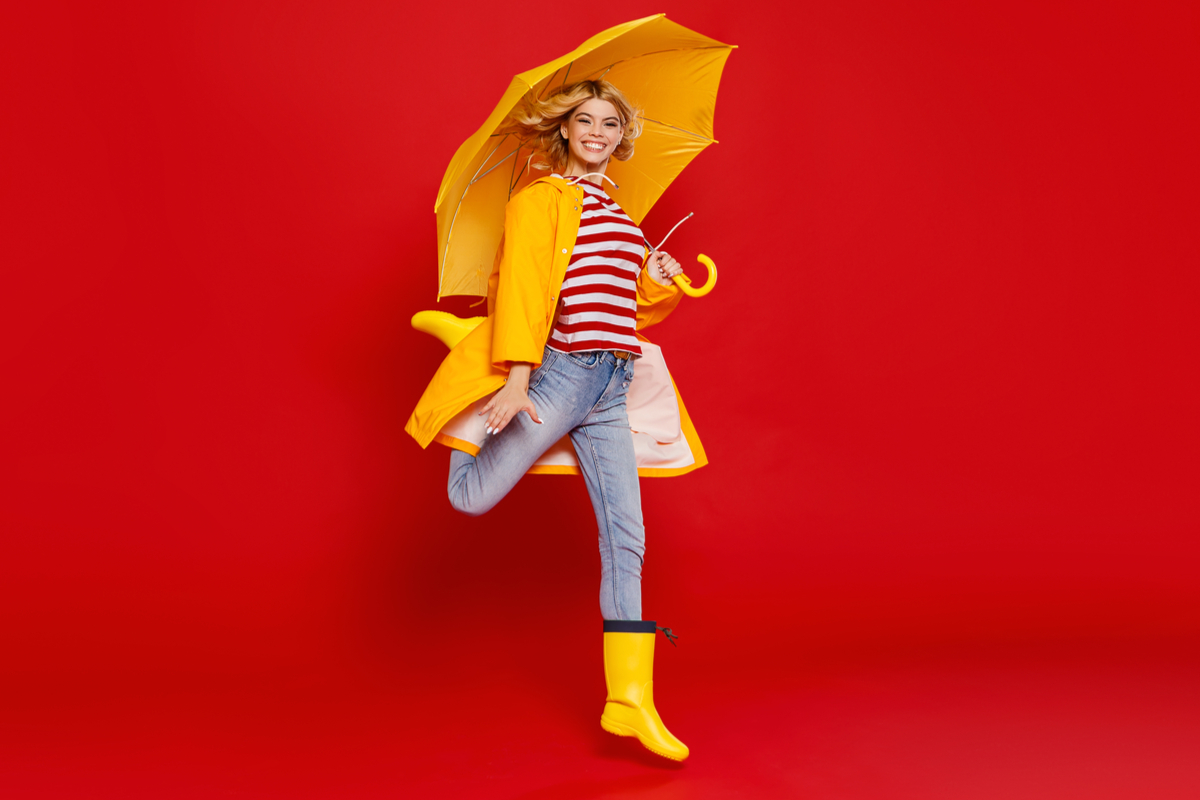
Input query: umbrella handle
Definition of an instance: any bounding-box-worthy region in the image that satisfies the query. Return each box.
[672,254,718,298]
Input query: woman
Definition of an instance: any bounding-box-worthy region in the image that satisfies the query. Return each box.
[405,80,701,761]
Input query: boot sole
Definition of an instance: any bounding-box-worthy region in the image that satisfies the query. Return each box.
[600,717,688,762]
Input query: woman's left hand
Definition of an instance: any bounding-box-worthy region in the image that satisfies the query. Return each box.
[648,251,683,286]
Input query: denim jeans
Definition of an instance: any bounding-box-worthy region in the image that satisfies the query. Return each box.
[447,346,644,620]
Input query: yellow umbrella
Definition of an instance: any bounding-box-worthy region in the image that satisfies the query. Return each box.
[433,13,735,300]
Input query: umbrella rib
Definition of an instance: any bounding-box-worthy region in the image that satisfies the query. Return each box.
[539,67,562,99]
[531,45,730,107]
[439,134,510,296]
[560,61,573,90]
[575,44,733,84]
[641,117,713,142]
[438,197,463,297]
[472,135,509,177]
[508,143,521,193]
[510,150,535,196]
[471,147,520,184]
[586,44,733,70]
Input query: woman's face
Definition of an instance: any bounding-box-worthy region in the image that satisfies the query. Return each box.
[560,98,624,172]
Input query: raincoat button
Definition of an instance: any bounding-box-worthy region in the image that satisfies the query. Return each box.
[561,248,567,254]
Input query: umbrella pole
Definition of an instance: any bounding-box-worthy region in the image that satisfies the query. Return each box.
[646,212,694,254]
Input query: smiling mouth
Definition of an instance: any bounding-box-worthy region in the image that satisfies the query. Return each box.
[582,141,607,153]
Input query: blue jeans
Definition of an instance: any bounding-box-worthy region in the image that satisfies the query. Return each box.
[448,346,644,620]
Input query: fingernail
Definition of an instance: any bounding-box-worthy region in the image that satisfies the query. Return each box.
[485,426,493,435]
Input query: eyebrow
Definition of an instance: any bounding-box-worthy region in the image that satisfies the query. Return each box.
[575,112,621,122]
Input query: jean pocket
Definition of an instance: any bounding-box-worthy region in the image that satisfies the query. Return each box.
[565,350,601,369]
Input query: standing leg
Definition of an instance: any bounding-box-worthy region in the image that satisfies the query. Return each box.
[580,355,689,760]
[568,355,644,620]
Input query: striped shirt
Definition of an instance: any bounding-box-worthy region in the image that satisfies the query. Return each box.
[547,177,645,356]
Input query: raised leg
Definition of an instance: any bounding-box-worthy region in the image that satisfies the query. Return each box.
[447,347,598,516]
[447,402,570,516]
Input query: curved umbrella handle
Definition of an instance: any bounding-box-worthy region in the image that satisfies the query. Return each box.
[672,254,718,298]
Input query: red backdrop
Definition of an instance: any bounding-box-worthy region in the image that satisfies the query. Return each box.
[3,1,1198,797]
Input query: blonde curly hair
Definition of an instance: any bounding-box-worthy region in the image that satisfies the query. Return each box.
[502,80,642,171]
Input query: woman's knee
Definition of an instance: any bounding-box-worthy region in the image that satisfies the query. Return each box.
[447,452,484,516]
[449,494,483,517]
[447,484,493,517]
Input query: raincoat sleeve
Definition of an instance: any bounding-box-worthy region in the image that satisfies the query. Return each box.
[492,185,558,369]
[635,254,684,331]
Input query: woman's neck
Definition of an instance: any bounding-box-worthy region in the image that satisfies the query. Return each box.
[562,156,608,179]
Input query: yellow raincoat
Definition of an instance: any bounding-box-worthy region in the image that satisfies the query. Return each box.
[405,174,707,477]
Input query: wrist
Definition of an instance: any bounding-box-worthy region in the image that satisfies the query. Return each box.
[505,362,532,389]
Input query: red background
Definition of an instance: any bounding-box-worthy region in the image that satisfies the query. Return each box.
[3,1,1198,797]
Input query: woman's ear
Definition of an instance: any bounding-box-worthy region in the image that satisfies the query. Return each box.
[560,121,568,140]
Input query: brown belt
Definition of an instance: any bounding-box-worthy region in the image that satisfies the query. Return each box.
[612,350,634,360]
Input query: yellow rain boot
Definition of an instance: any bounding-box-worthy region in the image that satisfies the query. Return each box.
[411,310,485,350]
[600,620,689,761]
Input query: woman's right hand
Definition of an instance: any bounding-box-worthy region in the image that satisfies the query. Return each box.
[648,250,684,285]
[479,363,542,435]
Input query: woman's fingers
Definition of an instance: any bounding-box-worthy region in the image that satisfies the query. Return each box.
[488,401,519,434]
[481,386,541,435]
[487,408,509,434]
[484,401,542,435]
[654,251,683,278]
[481,398,498,430]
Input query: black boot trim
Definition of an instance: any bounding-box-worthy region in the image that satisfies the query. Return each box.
[603,619,656,634]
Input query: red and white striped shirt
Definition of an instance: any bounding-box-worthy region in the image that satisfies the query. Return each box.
[547,177,645,356]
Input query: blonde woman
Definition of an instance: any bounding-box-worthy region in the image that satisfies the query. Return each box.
[406,80,701,761]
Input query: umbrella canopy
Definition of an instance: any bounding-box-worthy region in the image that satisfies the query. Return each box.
[433,14,735,299]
